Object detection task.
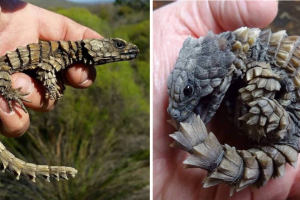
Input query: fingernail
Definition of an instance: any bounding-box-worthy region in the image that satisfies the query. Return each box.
[79,66,96,86]
[79,67,89,85]
[0,75,33,113]
[13,75,34,94]
[0,98,10,113]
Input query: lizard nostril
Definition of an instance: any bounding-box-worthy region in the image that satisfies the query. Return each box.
[171,109,180,119]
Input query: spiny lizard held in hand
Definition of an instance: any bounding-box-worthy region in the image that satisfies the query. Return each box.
[0,38,139,182]
[167,27,300,195]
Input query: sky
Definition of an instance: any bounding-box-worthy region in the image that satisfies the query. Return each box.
[66,0,114,4]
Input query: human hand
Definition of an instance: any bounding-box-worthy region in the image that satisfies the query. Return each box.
[0,0,101,137]
[152,1,300,199]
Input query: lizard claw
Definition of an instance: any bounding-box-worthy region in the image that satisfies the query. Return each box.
[45,85,63,100]
[3,87,31,113]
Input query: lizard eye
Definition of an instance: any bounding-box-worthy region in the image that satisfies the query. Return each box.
[115,40,126,49]
[183,85,193,96]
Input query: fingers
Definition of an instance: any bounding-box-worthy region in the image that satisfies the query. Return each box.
[0,98,29,138]
[64,63,97,89]
[0,64,96,137]
[208,1,278,31]
[0,74,30,137]
[34,4,102,41]
[155,1,278,38]
[11,73,56,112]
[252,164,298,200]
[287,155,300,199]
[0,66,97,113]
[0,72,57,137]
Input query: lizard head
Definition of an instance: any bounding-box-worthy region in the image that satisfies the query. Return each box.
[167,31,236,123]
[83,38,139,64]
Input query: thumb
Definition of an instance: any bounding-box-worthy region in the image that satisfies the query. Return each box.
[154,1,278,40]
[208,1,278,32]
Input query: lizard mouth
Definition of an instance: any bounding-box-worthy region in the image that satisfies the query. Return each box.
[120,52,139,60]
[128,53,139,58]
[193,94,212,123]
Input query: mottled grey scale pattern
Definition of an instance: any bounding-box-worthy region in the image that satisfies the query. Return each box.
[0,38,139,182]
[167,27,300,195]
[167,32,236,122]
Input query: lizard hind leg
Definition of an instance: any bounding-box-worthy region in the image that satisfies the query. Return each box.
[238,97,292,141]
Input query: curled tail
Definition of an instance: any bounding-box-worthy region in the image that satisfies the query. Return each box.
[169,114,298,196]
[0,141,77,182]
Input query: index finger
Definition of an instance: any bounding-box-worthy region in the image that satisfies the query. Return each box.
[34,5,102,40]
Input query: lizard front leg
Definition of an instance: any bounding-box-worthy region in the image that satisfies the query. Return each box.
[0,70,31,112]
[36,58,66,100]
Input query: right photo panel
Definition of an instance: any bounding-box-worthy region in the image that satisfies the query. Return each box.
[153,1,300,199]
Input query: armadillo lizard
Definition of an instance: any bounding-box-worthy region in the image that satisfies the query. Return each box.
[167,27,300,195]
[0,38,139,182]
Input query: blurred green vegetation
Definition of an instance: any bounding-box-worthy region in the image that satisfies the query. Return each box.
[115,0,150,10]
[0,1,149,200]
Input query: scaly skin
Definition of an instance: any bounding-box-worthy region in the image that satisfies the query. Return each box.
[0,38,139,111]
[0,38,139,182]
[167,27,300,195]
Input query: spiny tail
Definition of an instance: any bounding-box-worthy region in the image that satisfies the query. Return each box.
[0,141,77,182]
[169,114,298,196]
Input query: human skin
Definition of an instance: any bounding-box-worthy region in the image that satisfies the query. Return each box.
[154,1,300,200]
[0,0,101,137]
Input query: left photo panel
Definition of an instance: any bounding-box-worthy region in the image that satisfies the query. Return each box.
[0,0,150,199]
